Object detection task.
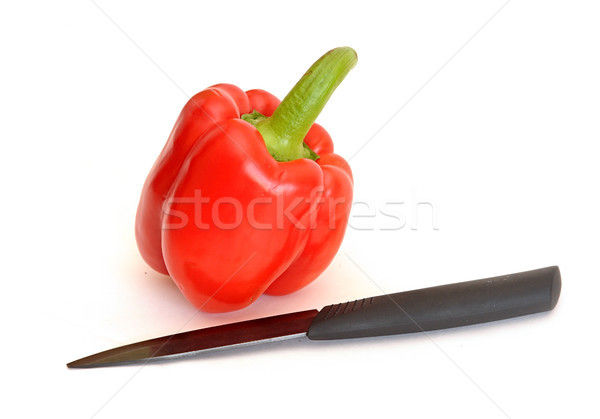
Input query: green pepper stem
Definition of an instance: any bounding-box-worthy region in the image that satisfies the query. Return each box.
[252,47,357,162]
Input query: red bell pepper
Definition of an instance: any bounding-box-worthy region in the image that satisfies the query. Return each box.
[135,47,356,312]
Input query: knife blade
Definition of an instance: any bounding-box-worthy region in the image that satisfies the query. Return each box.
[67,265,561,368]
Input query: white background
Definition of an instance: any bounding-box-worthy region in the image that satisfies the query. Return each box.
[1,1,598,417]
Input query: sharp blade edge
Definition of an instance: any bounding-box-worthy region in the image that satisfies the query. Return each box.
[68,309,318,368]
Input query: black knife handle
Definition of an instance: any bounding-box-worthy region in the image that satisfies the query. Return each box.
[307,266,561,340]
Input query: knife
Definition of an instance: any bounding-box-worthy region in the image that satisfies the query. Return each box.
[67,265,561,368]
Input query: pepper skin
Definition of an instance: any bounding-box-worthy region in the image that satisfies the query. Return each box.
[135,48,356,312]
